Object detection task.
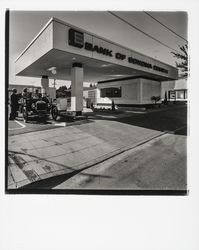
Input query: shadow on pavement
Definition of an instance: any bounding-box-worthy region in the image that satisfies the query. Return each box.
[20,169,112,189]
[116,112,187,136]
[87,105,187,136]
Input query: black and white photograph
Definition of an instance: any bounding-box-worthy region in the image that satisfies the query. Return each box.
[1,2,199,250]
[6,10,188,193]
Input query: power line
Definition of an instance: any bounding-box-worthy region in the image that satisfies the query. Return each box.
[144,11,188,43]
[108,11,182,54]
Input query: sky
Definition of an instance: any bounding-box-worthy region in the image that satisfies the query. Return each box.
[9,11,187,88]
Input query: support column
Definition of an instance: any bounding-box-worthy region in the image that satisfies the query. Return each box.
[41,75,49,97]
[138,79,143,104]
[71,63,83,115]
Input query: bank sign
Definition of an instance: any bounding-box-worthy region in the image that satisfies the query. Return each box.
[68,28,168,74]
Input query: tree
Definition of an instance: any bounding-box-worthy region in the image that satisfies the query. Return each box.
[58,85,67,91]
[171,44,189,79]
[56,85,68,98]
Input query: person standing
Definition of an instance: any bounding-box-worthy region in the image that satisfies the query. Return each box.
[111,99,115,111]
[33,89,40,100]
[22,87,28,99]
[9,88,19,120]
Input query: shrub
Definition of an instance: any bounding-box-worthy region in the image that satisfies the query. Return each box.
[151,96,161,104]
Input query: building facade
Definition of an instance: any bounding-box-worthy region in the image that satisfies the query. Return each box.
[15,17,179,113]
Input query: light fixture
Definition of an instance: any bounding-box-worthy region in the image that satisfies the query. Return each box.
[101,64,111,67]
[112,74,125,77]
[47,66,57,75]
[47,66,56,71]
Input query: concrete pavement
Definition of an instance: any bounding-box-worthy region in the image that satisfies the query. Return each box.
[8,118,164,189]
[54,132,186,190]
[8,105,187,189]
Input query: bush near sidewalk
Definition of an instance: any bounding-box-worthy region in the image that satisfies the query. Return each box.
[151,96,161,108]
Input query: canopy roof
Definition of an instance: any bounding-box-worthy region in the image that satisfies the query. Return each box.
[15,17,178,83]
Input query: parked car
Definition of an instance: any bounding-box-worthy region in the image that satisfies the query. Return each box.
[20,97,50,123]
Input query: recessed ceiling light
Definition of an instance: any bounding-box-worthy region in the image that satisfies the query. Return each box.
[72,57,76,60]
[101,64,111,67]
[112,74,125,77]
[47,66,56,71]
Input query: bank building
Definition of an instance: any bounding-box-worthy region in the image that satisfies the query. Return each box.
[15,17,187,113]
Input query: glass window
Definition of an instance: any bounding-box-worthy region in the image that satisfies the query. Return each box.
[100,87,122,98]
[185,90,188,99]
[176,90,184,99]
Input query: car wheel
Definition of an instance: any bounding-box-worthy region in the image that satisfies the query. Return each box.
[51,106,58,121]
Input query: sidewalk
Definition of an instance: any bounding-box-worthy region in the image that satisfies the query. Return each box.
[8,118,165,189]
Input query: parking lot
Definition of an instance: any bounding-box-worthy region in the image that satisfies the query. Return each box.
[8,107,139,136]
[8,109,91,136]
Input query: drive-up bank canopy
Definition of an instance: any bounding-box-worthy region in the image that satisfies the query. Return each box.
[15,17,178,112]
